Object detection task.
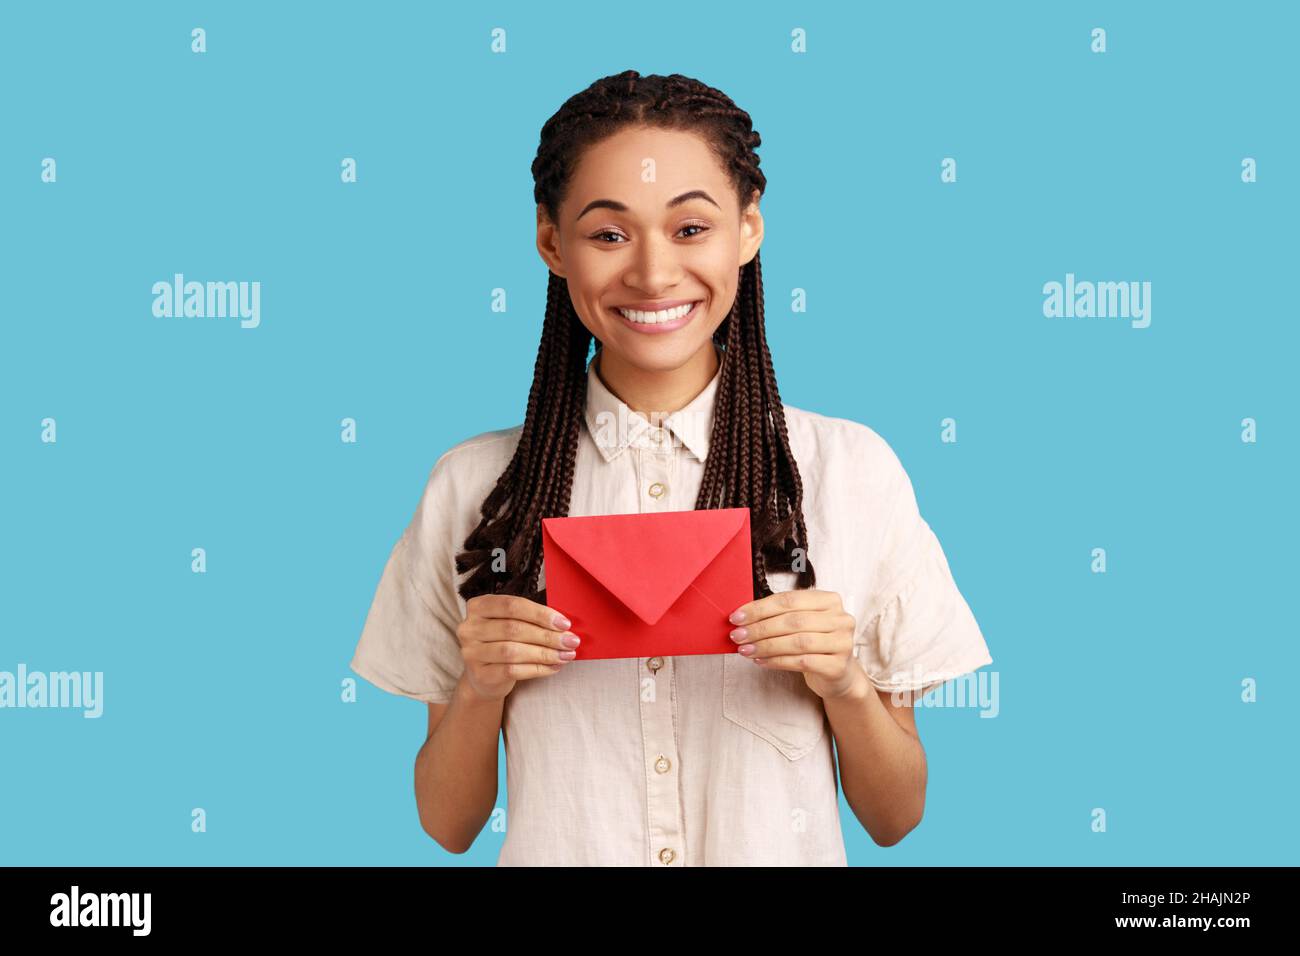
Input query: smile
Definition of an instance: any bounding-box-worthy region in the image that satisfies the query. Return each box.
[611,300,702,333]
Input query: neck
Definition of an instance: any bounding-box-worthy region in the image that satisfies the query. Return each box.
[594,343,721,426]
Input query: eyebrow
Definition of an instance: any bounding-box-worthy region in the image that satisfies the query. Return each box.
[575,189,721,221]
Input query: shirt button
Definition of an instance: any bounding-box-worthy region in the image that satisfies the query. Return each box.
[658,847,676,865]
[654,755,671,774]
[646,656,663,672]
[648,481,667,499]
[651,427,665,445]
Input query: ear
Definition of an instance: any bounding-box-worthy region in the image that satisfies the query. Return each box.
[536,204,566,277]
[738,188,763,267]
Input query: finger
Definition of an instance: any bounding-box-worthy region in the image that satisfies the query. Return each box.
[500,661,568,681]
[728,588,838,627]
[741,631,844,660]
[730,608,851,645]
[751,651,843,676]
[470,616,578,653]
[470,593,574,632]
[477,639,575,668]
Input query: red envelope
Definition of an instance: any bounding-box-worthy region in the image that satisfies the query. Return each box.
[541,508,753,660]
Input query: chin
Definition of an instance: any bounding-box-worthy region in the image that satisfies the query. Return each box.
[615,335,711,368]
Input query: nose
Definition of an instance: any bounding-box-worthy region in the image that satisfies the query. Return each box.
[621,232,682,293]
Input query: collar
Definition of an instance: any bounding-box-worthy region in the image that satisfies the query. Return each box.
[583,344,723,463]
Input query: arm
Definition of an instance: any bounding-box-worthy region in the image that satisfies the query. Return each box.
[724,587,927,848]
[413,593,576,854]
[823,675,927,847]
[414,675,505,854]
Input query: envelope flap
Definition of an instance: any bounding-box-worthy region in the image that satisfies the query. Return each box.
[542,509,748,626]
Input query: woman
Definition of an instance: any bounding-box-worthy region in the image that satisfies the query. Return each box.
[350,70,992,866]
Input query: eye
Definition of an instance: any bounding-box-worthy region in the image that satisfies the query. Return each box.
[589,223,711,244]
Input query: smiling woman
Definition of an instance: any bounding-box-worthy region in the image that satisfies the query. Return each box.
[349,70,992,866]
[538,132,762,395]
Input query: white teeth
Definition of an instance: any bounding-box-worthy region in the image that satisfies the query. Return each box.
[616,302,697,324]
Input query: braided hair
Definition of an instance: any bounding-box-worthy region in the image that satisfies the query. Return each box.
[454,70,817,603]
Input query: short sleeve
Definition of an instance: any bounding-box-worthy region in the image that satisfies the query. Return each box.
[853,443,992,697]
[349,454,468,704]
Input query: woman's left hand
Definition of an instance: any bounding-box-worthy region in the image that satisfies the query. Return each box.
[727,588,866,701]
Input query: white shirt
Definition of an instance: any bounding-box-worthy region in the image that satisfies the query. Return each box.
[350,344,992,865]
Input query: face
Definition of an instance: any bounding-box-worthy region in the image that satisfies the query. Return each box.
[536,125,763,374]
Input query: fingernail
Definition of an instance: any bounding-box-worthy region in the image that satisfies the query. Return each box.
[730,627,748,642]
[738,644,755,656]
[729,610,745,624]
[561,633,581,648]
[558,650,577,660]
[553,613,572,630]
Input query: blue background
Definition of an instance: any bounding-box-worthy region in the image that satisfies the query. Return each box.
[1,0,1295,865]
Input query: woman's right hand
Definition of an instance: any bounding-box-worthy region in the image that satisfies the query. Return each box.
[456,594,581,701]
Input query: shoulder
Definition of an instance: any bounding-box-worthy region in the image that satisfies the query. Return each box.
[430,423,523,480]
[409,424,523,536]
[781,402,910,500]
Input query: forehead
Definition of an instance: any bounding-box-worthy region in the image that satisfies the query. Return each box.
[566,126,731,211]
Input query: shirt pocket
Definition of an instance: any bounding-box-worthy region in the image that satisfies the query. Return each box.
[721,653,827,760]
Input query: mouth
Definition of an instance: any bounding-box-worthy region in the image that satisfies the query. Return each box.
[609,300,703,335]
